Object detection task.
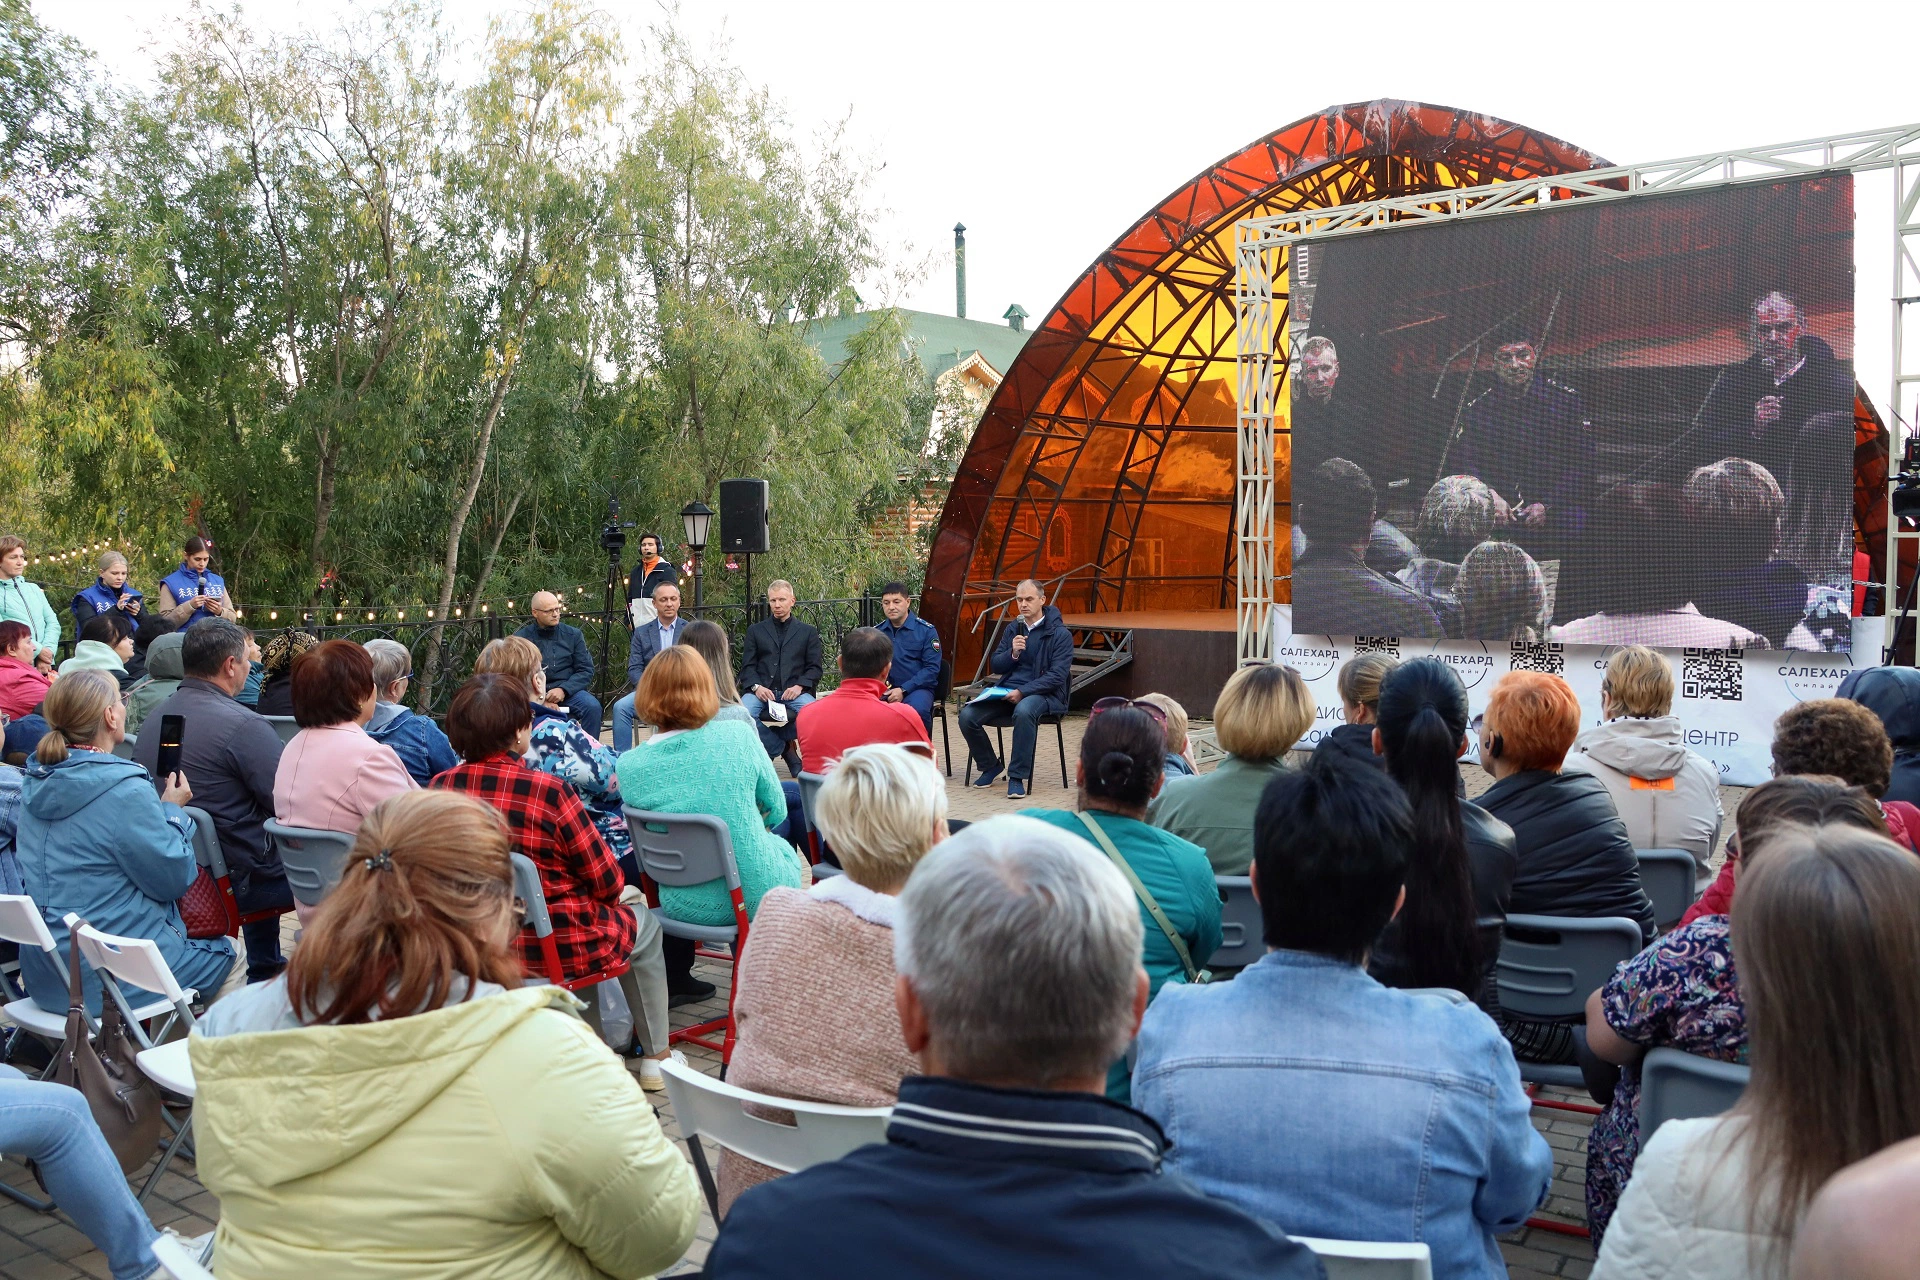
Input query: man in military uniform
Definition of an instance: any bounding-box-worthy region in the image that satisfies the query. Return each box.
[1445,337,1596,561]
[875,581,942,731]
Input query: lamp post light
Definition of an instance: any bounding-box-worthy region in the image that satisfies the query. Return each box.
[681,500,713,608]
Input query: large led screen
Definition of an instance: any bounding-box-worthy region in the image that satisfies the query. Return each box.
[1288,175,1854,652]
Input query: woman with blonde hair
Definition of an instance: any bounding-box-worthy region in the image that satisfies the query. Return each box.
[1136,692,1195,777]
[719,744,947,1213]
[13,669,235,1015]
[679,619,754,724]
[1313,650,1399,772]
[193,789,701,1278]
[1150,661,1315,873]
[68,549,144,632]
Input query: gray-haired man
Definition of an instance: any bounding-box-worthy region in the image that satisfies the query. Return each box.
[705,815,1321,1280]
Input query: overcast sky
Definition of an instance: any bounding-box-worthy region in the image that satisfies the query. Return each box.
[41,0,1920,398]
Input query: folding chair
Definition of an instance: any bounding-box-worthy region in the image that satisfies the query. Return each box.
[1635,848,1699,933]
[263,820,357,907]
[1639,1047,1749,1139]
[929,658,953,777]
[72,923,203,1204]
[148,1233,216,1280]
[623,809,751,1063]
[111,736,136,760]
[262,715,300,745]
[507,854,649,1051]
[0,896,175,1074]
[964,710,1070,789]
[1292,1237,1433,1280]
[796,771,828,865]
[188,807,277,937]
[659,1055,891,1220]
[1208,876,1263,971]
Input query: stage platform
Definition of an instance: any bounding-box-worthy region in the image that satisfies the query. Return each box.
[1058,609,1237,714]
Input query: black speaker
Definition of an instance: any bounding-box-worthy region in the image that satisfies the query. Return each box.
[718,478,770,555]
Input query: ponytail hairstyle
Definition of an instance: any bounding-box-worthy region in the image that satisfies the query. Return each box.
[35,670,120,766]
[1374,658,1480,994]
[286,790,523,1025]
[1080,706,1165,811]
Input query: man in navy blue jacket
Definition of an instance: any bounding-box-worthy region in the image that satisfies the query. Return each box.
[514,592,599,737]
[874,581,941,730]
[703,816,1322,1280]
[958,580,1072,799]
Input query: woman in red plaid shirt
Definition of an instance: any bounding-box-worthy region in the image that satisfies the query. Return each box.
[432,674,681,1089]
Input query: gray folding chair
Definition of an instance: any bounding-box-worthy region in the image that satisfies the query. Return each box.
[623,808,749,1062]
[1208,875,1263,971]
[797,770,829,866]
[1639,1047,1749,1139]
[1635,848,1699,932]
[1294,1237,1433,1280]
[111,736,136,760]
[263,820,357,907]
[1496,913,1643,1092]
[508,853,649,1050]
[262,715,300,745]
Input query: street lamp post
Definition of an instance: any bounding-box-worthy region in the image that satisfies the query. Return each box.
[681,500,713,609]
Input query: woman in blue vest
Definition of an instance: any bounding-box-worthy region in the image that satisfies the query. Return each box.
[156,535,238,631]
[68,550,144,633]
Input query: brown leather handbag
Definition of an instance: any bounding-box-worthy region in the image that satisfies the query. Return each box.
[51,924,165,1175]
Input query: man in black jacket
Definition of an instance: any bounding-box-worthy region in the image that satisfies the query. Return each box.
[959,579,1074,799]
[704,816,1322,1280]
[737,580,822,772]
[514,592,600,737]
[1692,291,1853,488]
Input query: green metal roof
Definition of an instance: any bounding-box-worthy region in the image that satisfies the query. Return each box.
[804,308,1032,386]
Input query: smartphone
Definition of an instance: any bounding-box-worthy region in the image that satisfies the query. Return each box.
[155,714,185,788]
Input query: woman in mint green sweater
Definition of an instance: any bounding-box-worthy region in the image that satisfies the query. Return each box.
[616,648,807,925]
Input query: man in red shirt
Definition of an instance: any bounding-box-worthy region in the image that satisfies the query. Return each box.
[796,627,931,775]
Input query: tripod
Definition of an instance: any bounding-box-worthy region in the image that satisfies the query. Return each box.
[597,494,633,709]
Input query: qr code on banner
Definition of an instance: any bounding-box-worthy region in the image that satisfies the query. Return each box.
[1682,648,1745,701]
[1509,641,1565,674]
[1354,637,1401,657]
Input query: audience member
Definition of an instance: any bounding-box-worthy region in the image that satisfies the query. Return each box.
[273,640,414,834]
[1686,458,1819,648]
[1456,539,1549,641]
[254,628,317,717]
[718,744,946,1213]
[957,578,1073,799]
[193,789,700,1276]
[16,669,236,1015]
[123,630,184,736]
[235,628,264,707]
[156,535,236,631]
[1292,458,1444,638]
[431,675,677,1085]
[1137,692,1194,777]
[68,549,144,633]
[57,612,134,682]
[0,620,52,719]
[0,536,59,669]
[513,591,601,738]
[1368,657,1517,999]
[1789,1135,1920,1280]
[613,581,686,752]
[625,532,676,612]
[1838,665,1920,806]
[1563,645,1725,885]
[1150,662,1314,873]
[1133,750,1552,1279]
[361,638,457,785]
[1022,704,1219,1101]
[1396,474,1500,632]
[1594,825,1920,1278]
[738,580,823,775]
[123,612,174,686]
[1314,650,1398,771]
[474,635,631,865]
[679,619,755,726]
[704,815,1322,1280]
[795,626,929,774]
[0,760,20,893]
[133,618,291,983]
[1582,776,1886,1244]
[874,581,942,730]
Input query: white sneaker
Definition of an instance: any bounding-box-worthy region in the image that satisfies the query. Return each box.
[143,1227,215,1278]
[639,1048,687,1092]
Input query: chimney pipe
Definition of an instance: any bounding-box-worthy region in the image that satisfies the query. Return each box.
[954,222,967,320]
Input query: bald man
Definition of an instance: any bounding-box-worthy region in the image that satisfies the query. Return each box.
[1789,1135,1920,1280]
[513,590,601,737]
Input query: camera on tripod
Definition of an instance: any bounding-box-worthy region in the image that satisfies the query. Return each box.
[600,521,632,554]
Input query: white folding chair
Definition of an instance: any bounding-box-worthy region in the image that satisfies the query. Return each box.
[658,1055,891,1220]
[72,923,202,1202]
[148,1232,216,1280]
[0,896,175,1063]
[1293,1236,1433,1280]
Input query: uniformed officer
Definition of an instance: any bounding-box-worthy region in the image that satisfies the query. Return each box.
[875,581,942,730]
[1444,338,1596,557]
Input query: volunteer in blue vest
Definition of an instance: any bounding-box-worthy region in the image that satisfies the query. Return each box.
[69,550,145,633]
[157,535,238,631]
[875,581,941,732]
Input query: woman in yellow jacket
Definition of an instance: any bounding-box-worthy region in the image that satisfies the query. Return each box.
[190,790,701,1279]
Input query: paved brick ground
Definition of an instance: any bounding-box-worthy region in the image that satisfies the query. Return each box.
[3,711,1747,1278]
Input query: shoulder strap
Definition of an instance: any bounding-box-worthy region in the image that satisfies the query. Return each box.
[1075,811,1200,983]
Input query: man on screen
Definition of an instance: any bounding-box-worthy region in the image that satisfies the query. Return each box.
[1695,291,1852,486]
[1446,337,1597,559]
[1291,335,1419,574]
[1292,458,1443,639]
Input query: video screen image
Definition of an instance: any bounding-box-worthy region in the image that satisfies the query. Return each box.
[1287,175,1855,652]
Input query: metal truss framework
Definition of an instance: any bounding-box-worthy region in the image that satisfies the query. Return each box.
[1234,123,1920,662]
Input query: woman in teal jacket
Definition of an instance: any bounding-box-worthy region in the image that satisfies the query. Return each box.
[0,536,60,668]
[14,670,236,1015]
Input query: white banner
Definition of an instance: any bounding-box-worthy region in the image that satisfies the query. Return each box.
[1275,610,1882,787]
